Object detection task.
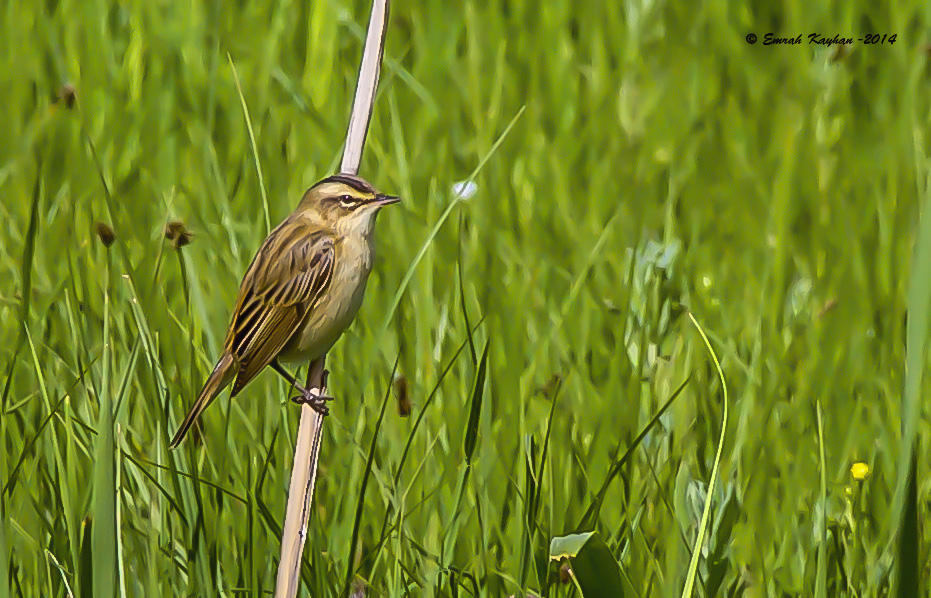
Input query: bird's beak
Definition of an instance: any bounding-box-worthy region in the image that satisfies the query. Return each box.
[374,194,400,206]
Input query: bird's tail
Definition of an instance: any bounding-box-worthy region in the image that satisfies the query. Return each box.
[168,354,238,449]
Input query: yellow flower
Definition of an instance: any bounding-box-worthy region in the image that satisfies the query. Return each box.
[850,462,870,481]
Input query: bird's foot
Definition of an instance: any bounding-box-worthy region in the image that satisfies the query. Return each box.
[291,388,334,416]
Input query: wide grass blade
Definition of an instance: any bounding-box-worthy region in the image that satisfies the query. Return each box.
[895,453,920,597]
[890,147,931,596]
[92,275,117,598]
[463,341,489,465]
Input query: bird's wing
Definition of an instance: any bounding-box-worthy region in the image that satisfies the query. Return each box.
[224,218,335,395]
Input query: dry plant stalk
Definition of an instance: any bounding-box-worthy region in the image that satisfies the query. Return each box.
[274,0,390,596]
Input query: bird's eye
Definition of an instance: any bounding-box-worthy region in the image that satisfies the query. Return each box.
[338,195,356,209]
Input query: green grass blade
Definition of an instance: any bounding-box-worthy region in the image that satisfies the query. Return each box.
[891,148,931,594]
[2,160,43,413]
[92,279,117,598]
[681,313,728,598]
[463,341,489,465]
[342,360,398,597]
[0,496,7,598]
[815,401,827,598]
[457,214,477,366]
[895,453,920,597]
[18,156,41,328]
[3,361,96,497]
[360,319,485,575]
[229,53,271,236]
[392,316,486,488]
[577,376,690,530]
[45,549,74,598]
[380,106,525,331]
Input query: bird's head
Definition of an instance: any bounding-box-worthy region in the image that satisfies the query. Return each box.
[296,173,399,235]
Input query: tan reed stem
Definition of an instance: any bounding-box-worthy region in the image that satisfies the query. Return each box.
[274,1,389,596]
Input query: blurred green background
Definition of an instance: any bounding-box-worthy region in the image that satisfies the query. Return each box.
[2,0,930,596]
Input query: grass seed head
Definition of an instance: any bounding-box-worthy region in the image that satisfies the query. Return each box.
[94,221,115,247]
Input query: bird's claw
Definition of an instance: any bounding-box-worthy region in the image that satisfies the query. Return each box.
[290,390,334,416]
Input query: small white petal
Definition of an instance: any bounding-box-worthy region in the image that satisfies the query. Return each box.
[452,180,477,200]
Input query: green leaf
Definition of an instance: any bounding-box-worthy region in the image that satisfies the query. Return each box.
[892,148,931,596]
[92,281,117,598]
[896,453,920,597]
[457,213,477,366]
[549,532,624,598]
[463,340,489,464]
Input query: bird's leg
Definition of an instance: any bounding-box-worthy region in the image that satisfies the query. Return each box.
[271,360,334,416]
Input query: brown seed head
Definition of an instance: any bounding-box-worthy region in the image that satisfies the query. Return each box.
[58,84,77,108]
[540,373,563,400]
[831,44,851,62]
[165,220,193,249]
[173,230,193,249]
[165,220,185,240]
[559,562,572,584]
[95,221,115,247]
[394,375,411,417]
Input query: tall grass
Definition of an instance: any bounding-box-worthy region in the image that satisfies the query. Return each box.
[2,0,930,596]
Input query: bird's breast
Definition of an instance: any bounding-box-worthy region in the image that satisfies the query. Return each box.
[279,236,373,363]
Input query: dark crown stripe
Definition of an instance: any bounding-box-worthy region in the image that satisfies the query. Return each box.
[313,174,374,194]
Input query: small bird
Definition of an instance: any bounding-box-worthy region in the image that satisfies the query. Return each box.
[169,173,399,449]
